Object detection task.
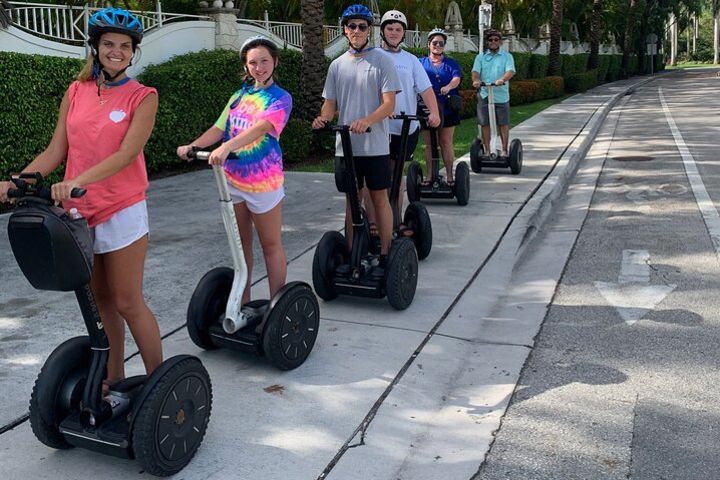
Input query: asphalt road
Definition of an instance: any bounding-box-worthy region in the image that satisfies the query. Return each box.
[476,68,720,479]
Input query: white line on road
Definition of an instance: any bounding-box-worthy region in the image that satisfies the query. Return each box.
[595,249,676,325]
[659,87,720,263]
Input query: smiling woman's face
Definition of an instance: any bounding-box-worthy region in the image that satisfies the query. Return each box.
[97,32,134,75]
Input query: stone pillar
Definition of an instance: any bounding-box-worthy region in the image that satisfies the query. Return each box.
[199,8,241,51]
[444,0,464,52]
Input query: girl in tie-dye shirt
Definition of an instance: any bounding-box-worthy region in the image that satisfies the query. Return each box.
[178,36,291,303]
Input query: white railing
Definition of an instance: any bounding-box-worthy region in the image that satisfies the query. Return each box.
[239,17,343,49]
[7,1,210,45]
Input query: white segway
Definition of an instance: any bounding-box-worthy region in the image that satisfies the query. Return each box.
[186,149,320,370]
[470,82,523,175]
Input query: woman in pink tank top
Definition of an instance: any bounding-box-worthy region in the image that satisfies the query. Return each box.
[0,7,162,392]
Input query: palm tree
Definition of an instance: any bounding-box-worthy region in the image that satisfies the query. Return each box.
[548,0,563,76]
[300,0,325,121]
[620,0,638,77]
[1,0,12,29]
[589,0,603,69]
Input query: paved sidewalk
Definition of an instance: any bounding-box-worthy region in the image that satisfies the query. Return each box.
[0,75,661,479]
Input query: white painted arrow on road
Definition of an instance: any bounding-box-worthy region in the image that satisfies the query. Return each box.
[594,249,676,325]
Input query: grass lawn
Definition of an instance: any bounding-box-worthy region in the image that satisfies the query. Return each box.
[291,95,572,173]
[666,62,719,69]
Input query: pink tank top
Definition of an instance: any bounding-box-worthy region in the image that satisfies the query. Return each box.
[63,79,157,227]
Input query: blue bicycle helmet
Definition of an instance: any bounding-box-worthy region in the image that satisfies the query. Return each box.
[88,7,143,44]
[341,4,374,26]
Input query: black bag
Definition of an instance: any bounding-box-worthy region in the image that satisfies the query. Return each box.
[447,93,462,113]
[8,200,93,291]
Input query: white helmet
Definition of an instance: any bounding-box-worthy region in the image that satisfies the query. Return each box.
[381,10,407,30]
[427,27,448,43]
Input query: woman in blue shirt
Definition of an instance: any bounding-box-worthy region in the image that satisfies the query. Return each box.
[420,28,462,185]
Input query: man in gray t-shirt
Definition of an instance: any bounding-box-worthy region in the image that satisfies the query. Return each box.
[312,5,400,259]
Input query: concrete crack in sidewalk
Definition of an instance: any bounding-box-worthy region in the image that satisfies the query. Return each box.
[315,112,601,479]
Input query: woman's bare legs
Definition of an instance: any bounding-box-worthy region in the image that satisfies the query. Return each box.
[251,201,286,298]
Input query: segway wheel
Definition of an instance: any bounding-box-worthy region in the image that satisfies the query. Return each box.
[470,139,484,173]
[187,267,233,350]
[263,282,320,370]
[29,336,91,449]
[312,231,347,301]
[454,162,471,206]
[132,356,212,477]
[386,238,418,310]
[509,138,523,175]
[403,202,432,260]
[406,161,422,202]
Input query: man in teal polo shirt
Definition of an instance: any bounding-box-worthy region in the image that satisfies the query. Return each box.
[471,29,516,159]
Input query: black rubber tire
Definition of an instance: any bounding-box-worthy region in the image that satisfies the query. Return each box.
[187,267,233,350]
[406,161,422,202]
[509,138,523,175]
[455,162,471,206]
[29,336,90,450]
[470,138,484,173]
[385,238,418,310]
[312,231,346,301]
[132,357,212,477]
[403,202,432,260]
[263,283,320,370]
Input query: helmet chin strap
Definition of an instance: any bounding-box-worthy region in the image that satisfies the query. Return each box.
[347,37,370,54]
[92,52,131,96]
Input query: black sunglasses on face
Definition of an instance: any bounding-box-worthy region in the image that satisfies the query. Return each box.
[431,41,445,47]
[346,23,368,32]
[487,37,501,42]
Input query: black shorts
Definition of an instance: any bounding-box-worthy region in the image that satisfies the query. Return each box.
[335,155,391,192]
[389,129,420,163]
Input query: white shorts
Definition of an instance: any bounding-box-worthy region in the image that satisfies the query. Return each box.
[227,183,285,214]
[90,200,149,254]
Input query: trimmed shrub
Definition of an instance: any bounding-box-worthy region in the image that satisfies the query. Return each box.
[509,80,540,105]
[512,51,531,80]
[0,52,84,183]
[137,48,316,173]
[565,69,598,92]
[280,118,313,165]
[607,55,622,81]
[459,89,477,119]
[532,76,564,100]
[529,54,549,79]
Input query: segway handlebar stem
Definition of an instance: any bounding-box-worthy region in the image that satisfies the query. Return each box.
[187,147,250,334]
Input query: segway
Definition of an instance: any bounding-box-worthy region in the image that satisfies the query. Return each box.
[406,120,470,207]
[185,149,319,371]
[386,113,432,260]
[7,173,211,477]
[313,125,418,310]
[470,82,523,174]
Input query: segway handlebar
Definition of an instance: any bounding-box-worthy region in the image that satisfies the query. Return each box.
[7,172,85,199]
[316,124,371,134]
[393,112,426,122]
[186,147,211,162]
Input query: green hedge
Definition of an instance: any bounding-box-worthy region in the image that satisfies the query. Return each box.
[0,52,84,183]
[137,48,318,171]
[565,69,599,92]
[529,54,549,79]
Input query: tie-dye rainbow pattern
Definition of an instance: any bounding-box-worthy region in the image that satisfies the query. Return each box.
[214,83,292,193]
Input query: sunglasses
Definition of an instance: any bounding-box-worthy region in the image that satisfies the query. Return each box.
[346,23,369,32]
[487,37,501,42]
[431,41,445,47]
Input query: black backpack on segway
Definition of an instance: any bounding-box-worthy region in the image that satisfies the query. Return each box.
[7,173,211,477]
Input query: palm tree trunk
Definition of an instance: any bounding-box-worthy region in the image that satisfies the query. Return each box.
[589,0,602,69]
[1,0,12,29]
[620,0,638,78]
[548,0,563,76]
[300,0,325,121]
